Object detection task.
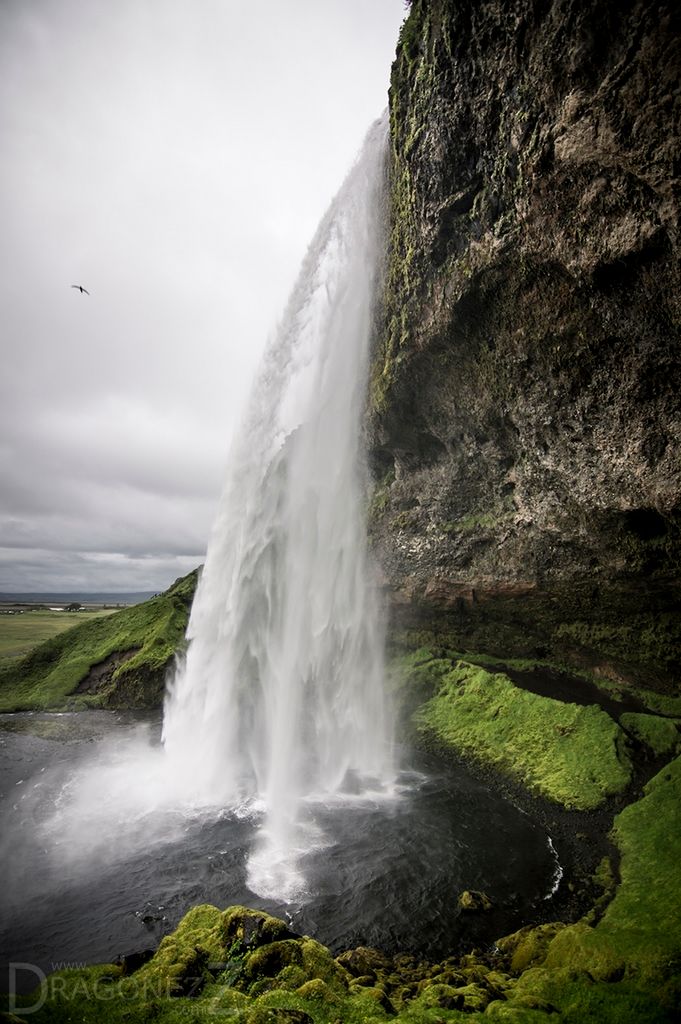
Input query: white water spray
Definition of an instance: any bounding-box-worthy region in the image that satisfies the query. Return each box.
[162,116,394,897]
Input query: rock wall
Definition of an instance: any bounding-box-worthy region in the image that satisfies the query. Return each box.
[369,0,681,683]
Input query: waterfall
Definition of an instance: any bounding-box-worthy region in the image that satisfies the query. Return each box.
[162,115,395,898]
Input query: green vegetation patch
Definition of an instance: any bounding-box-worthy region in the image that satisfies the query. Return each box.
[0,609,113,663]
[9,887,680,1023]
[483,757,681,1019]
[555,614,681,680]
[632,691,681,718]
[414,660,632,809]
[442,511,501,533]
[8,905,399,1024]
[388,646,454,719]
[0,570,198,712]
[620,712,679,756]
[595,754,681,973]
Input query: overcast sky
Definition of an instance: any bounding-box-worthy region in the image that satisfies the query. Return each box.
[0,0,405,593]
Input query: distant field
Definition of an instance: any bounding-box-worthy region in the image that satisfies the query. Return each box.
[0,610,115,663]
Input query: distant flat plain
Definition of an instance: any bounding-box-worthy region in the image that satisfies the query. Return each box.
[0,606,115,663]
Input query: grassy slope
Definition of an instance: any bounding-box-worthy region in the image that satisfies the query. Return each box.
[0,570,198,712]
[503,756,681,1020]
[413,659,632,810]
[0,610,114,662]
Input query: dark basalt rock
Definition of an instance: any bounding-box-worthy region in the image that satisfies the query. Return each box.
[369,0,681,687]
[115,947,155,975]
[458,889,494,913]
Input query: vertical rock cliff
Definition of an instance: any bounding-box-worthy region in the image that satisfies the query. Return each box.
[369,0,680,687]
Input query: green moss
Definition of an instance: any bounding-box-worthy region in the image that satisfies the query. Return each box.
[555,613,681,678]
[9,866,681,1023]
[0,569,198,711]
[388,647,453,723]
[620,713,679,755]
[414,661,632,809]
[498,966,671,1023]
[632,691,681,718]
[595,755,681,974]
[397,4,423,65]
[367,468,396,529]
[390,509,419,531]
[496,923,567,974]
[583,855,618,923]
[442,511,498,533]
[131,904,225,996]
[484,758,681,1019]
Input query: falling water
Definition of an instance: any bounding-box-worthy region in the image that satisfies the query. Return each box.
[162,116,394,897]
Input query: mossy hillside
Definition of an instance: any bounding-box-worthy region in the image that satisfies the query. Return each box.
[388,605,681,719]
[487,756,681,1020]
[388,644,454,726]
[0,570,198,712]
[629,690,681,719]
[595,754,681,973]
[414,660,632,809]
[620,712,679,756]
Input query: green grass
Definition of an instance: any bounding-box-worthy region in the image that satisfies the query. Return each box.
[632,691,681,717]
[555,615,681,677]
[0,609,114,662]
[596,754,681,972]
[413,660,632,809]
[593,675,681,718]
[620,712,679,755]
[0,570,198,711]
[481,757,681,1019]
[472,758,681,1020]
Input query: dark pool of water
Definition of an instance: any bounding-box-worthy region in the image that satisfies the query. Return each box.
[0,712,559,992]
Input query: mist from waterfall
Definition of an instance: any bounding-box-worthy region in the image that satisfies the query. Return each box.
[162,115,395,897]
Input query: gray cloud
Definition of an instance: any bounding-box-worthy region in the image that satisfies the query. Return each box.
[0,0,404,591]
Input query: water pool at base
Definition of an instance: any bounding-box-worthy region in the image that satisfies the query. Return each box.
[0,712,559,987]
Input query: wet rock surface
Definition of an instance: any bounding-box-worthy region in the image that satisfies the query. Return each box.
[369,0,681,687]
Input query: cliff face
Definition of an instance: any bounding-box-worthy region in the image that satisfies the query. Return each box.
[369,0,681,683]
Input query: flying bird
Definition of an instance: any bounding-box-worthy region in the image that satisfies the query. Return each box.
[71,285,90,295]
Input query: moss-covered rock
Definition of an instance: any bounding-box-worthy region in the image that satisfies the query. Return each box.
[458,889,494,913]
[496,923,567,974]
[595,754,681,975]
[415,659,632,809]
[620,713,679,756]
[482,757,681,1018]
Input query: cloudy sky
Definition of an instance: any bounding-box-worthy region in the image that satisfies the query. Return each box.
[0,0,405,593]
